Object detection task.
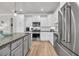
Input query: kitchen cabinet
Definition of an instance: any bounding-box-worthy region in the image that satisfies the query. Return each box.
[40,32,49,41]
[28,34,31,49]
[11,35,31,56]
[24,36,29,55]
[25,16,32,27]
[11,43,23,56]
[15,14,24,33]
[11,38,23,50]
[23,35,31,55]
[24,35,32,56]
[0,44,10,56]
[0,33,31,56]
[40,16,50,26]
[49,32,54,45]
[11,38,23,56]
[40,32,53,41]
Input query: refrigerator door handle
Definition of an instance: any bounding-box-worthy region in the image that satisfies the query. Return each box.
[59,10,66,42]
[67,5,71,43]
[65,5,71,43]
[71,10,76,51]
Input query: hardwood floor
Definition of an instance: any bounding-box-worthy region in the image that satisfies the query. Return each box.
[28,41,58,56]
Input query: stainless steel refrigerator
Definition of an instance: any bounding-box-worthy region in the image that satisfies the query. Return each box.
[55,2,79,56]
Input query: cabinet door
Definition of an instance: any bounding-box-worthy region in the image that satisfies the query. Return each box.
[25,17,32,27]
[11,39,23,50]
[28,34,32,49]
[49,32,54,45]
[41,32,53,41]
[11,43,23,56]
[24,36,29,55]
[0,45,10,56]
[41,32,48,41]
[15,14,24,33]
[40,16,48,26]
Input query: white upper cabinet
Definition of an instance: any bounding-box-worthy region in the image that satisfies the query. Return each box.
[15,14,24,33]
[40,16,48,26]
[25,16,32,27]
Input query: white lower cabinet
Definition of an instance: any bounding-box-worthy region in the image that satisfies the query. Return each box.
[11,39,23,50]
[41,32,53,41]
[11,43,23,56]
[0,45,10,56]
[24,36,29,55]
[28,35,31,49]
[0,34,31,56]
[41,32,49,41]
[24,35,31,55]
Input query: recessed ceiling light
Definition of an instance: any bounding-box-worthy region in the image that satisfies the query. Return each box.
[41,8,44,11]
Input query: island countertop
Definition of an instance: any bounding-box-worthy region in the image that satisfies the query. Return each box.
[0,33,30,47]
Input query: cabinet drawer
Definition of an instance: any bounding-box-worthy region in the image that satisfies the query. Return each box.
[11,43,23,56]
[11,38,23,50]
[0,45,10,56]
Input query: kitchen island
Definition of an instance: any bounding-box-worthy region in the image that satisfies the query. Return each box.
[0,33,31,56]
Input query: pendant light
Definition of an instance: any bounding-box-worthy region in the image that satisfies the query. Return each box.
[14,2,17,16]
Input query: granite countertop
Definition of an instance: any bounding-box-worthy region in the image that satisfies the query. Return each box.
[0,33,30,47]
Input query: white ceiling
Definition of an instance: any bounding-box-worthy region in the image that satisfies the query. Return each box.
[0,2,14,14]
[0,2,60,14]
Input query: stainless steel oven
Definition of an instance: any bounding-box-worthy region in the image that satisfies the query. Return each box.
[32,22,40,41]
